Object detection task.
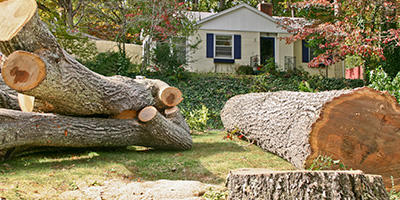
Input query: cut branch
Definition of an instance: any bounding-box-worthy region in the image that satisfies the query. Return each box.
[221,87,400,190]
[0,108,192,159]
[134,79,183,110]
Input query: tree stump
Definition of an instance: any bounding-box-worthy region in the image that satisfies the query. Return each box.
[226,168,389,200]
[221,87,400,190]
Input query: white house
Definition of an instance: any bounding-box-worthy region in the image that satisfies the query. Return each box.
[188,3,345,78]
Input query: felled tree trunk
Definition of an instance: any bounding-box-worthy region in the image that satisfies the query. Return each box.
[0,107,192,159]
[221,87,400,190]
[226,168,389,199]
[0,0,192,157]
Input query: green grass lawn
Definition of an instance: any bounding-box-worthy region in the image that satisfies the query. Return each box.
[0,130,294,199]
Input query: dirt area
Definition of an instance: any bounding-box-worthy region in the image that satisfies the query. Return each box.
[59,179,224,200]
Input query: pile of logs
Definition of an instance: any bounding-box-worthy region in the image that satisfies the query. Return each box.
[0,0,192,159]
[221,88,400,190]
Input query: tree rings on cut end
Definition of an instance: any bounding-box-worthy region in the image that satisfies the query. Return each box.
[160,87,183,107]
[138,106,157,122]
[2,50,46,91]
[0,0,37,41]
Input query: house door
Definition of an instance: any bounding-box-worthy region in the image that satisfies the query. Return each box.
[260,37,275,65]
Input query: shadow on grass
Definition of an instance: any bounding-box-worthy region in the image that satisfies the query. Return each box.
[0,131,249,185]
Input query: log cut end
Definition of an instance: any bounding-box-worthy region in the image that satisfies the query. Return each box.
[160,87,183,107]
[2,51,46,91]
[0,0,37,41]
[165,106,179,115]
[307,87,400,190]
[138,106,158,122]
[17,93,34,112]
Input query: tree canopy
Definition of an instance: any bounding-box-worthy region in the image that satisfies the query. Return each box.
[280,0,400,75]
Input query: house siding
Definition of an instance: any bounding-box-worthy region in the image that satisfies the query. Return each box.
[294,40,344,78]
[277,33,294,71]
[200,6,286,33]
[189,29,260,73]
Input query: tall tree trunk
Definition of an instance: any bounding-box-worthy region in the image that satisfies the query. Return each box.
[221,87,400,190]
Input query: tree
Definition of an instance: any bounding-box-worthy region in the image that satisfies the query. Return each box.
[0,0,192,157]
[36,0,97,61]
[281,0,400,76]
[129,0,199,71]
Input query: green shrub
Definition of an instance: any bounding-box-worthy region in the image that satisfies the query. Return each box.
[369,67,400,103]
[182,105,209,132]
[81,52,136,76]
[234,65,254,75]
[151,42,187,78]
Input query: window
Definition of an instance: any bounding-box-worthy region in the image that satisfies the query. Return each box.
[215,35,233,58]
[206,33,241,63]
[302,40,318,63]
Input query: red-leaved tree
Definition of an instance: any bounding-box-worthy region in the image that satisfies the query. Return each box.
[280,0,400,69]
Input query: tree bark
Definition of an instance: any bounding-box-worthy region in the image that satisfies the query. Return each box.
[134,78,183,110]
[226,168,389,200]
[0,107,192,159]
[165,106,191,133]
[221,87,400,190]
[0,6,154,116]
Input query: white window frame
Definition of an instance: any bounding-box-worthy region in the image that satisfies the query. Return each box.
[214,34,234,59]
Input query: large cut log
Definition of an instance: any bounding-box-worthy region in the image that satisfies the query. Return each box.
[0,0,154,116]
[221,87,400,190]
[226,168,389,199]
[0,107,192,159]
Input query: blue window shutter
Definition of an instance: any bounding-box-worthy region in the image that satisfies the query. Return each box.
[206,33,214,58]
[234,35,241,59]
[302,40,309,63]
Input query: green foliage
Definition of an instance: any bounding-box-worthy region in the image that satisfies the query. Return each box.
[203,187,229,200]
[151,42,187,77]
[369,67,400,103]
[390,176,400,200]
[81,52,136,76]
[298,81,314,92]
[262,58,279,76]
[56,30,98,62]
[252,69,364,93]
[37,0,98,61]
[183,105,210,132]
[309,155,349,171]
[234,65,254,75]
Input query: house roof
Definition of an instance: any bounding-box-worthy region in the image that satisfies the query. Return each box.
[187,11,216,22]
[196,3,288,33]
[198,3,277,25]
